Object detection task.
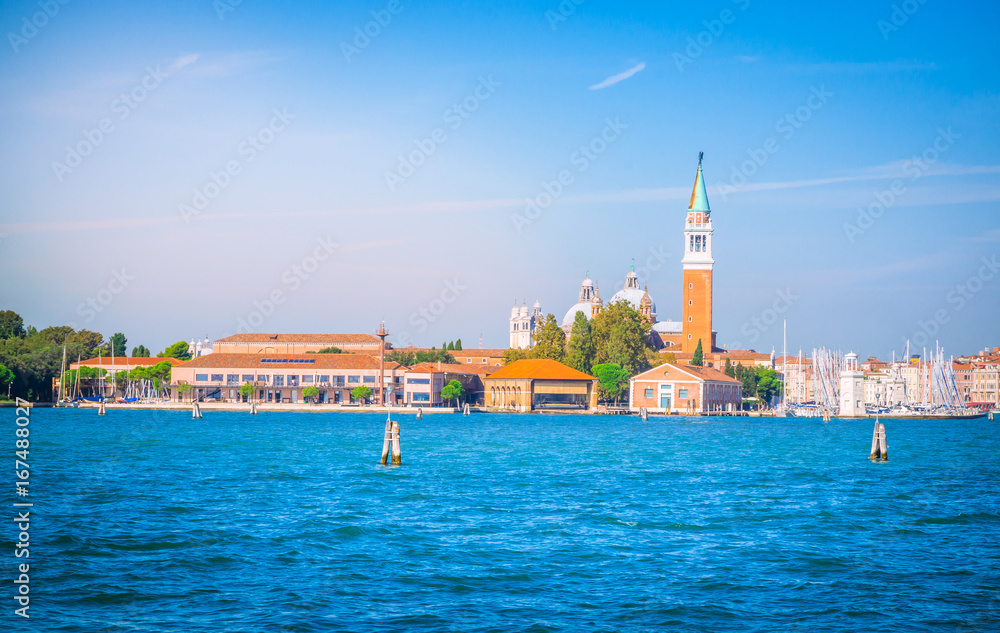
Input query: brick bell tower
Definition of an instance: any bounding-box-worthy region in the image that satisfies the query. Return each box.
[681,153,715,352]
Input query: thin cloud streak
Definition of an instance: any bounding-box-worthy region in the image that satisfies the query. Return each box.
[589,62,646,90]
[3,162,997,235]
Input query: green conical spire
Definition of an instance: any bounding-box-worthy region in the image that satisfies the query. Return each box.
[688,152,710,212]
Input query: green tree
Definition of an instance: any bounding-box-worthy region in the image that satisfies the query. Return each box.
[691,339,704,366]
[755,367,782,404]
[315,347,344,354]
[531,314,566,362]
[662,351,678,365]
[110,333,127,357]
[454,338,462,351]
[734,363,758,399]
[0,363,14,398]
[239,383,256,402]
[591,363,629,405]
[439,379,465,406]
[176,383,193,401]
[351,385,372,403]
[132,345,151,357]
[565,311,595,374]
[302,385,320,403]
[0,310,26,339]
[157,341,192,361]
[386,350,417,366]
[447,341,455,351]
[724,358,734,377]
[502,347,532,364]
[590,300,652,377]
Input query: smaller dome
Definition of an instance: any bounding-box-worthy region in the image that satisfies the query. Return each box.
[533,298,541,308]
[519,303,529,317]
[511,304,519,317]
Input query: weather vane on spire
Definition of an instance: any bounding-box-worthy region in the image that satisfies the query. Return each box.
[698,151,704,166]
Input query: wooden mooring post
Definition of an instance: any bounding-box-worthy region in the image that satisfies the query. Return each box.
[416,407,423,420]
[639,407,649,421]
[380,416,401,465]
[989,411,995,422]
[192,402,203,419]
[462,403,471,416]
[250,402,257,415]
[869,420,888,461]
[97,401,106,415]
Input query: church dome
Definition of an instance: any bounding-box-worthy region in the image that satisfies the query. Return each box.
[562,302,594,328]
[519,303,529,317]
[511,303,519,318]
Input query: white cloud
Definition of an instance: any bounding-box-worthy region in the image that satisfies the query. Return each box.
[588,62,646,90]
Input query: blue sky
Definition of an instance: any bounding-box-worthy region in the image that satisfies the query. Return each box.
[1,0,998,359]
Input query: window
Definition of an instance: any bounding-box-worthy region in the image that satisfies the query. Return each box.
[689,283,693,289]
[412,393,430,402]
[689,317,693,322]
[679,388,688,399]
[689,300,693,306]
[196,374,208,382]
[302,375,314,383]
[257,375,269,385]
[211,374,223,382]
[242,375,254,382]
[644,388,654,398]
[407,378,431,385]
[273,375,285,387]
[688,334,692,339]
[348,375,360,383]
[363,376,375,384]
[227,374,239,385]
[287,375,299,386]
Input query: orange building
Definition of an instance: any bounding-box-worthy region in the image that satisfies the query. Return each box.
[681,153,717,352]
[629,362,742,414]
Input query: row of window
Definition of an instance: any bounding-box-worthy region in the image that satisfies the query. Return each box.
[192,373,403,385]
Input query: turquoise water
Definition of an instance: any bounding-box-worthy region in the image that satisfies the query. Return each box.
[9,409,1000,631]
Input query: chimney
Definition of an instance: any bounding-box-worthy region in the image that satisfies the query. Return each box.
[437,361,442,371]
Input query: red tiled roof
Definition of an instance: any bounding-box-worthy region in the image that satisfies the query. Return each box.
[215,333,380,344]
[635,362,741,384]
[72,357,183,368]
[451,349,508,357]
[485,359,595,381]
[405,362,495,375]
[173,354,400,370]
